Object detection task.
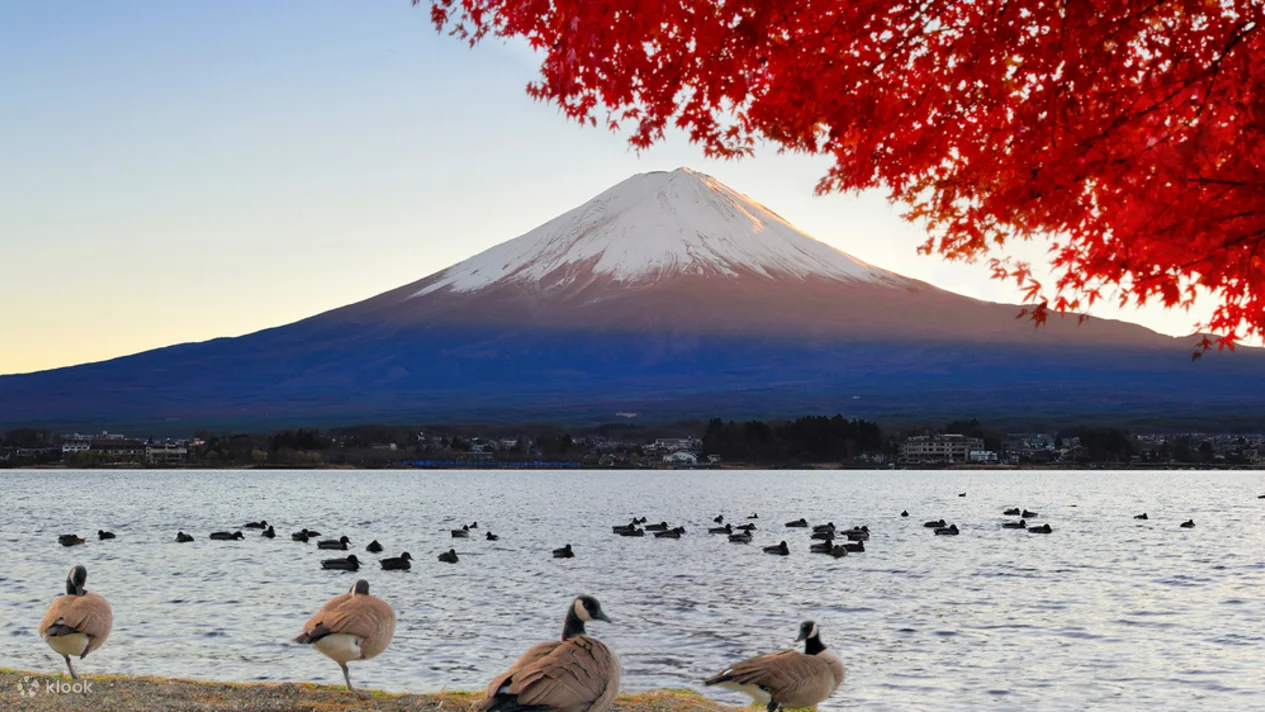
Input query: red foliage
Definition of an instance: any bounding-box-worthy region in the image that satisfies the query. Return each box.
[420,0,1265,349]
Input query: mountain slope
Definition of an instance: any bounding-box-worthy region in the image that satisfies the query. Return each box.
[2,168,1262,432]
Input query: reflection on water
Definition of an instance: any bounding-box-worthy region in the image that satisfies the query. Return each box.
[1,469,1263,710]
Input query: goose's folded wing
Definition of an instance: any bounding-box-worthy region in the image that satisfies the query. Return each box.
[39,593,113,651]
[489,637,617,711]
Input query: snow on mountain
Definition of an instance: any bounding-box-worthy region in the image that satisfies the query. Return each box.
[410,167,905,298]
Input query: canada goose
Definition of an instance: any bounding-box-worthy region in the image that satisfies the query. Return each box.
[829,545,849,558]
[617,527,645,537]
[703,620,844,711]
[58,534,85,547]
[1180,519,1195,528]
[728,532,753,544]
[245,520,267,529]
[736,523,758,532]
[810,530,835,541]
[321,555,361,571]
[934,524,960,536]
[210,531,245,540]
[318,536,351,550]
[452,525,471,538]
[476,595,617,712]
[900,510,909,517]
[438,548,459,563]
[380,552,413,571]
[812,523,835,533]
[714,515,724,523]
[292,529,311,542]
[708,523,733,535]
[1002,519,1027,529]
[922,519,946,529]
[1134,513,1148,520]
[1003,508,1021,516]
[1022,510,1039,518]
[1028,523,1053,534]
[262,526,276,539]
[97,530,115,540]
[486,532,500,541]
[175,532,194,543]
[785,518,808,528]
[645,522,670,531]
[842,541,865,553]
[366,540,383,553]
[748,513,759,519]
[654,528,684,539]
[553,544,574,558]
[38,565,112,680]
[764,541,790,556]
[294,579,395,693]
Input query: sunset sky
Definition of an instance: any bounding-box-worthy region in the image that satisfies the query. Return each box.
[0,1,1221,376]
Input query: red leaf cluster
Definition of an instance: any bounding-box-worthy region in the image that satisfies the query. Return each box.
[420,0,1265,349]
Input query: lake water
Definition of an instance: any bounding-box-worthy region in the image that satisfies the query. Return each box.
[1,469,1263,710]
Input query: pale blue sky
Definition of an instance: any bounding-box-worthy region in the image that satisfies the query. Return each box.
[0,2,1215,375]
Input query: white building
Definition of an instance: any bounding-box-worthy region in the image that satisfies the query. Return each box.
[146,443,188,465]
[663,451,699,465]
[899,434,986,464]
[61,434,92,454]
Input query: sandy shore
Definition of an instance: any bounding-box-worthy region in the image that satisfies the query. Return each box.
[1,669,743,712]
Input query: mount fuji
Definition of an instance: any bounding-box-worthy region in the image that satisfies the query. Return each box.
[3,168,1263,432]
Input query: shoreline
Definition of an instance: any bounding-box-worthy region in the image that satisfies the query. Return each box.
[0,669,741,711]
[9,462,1264,471]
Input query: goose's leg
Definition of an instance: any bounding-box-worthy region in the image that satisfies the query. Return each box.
[63,655,77,680]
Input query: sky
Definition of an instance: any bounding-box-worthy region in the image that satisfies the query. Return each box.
[0,2,1221,376]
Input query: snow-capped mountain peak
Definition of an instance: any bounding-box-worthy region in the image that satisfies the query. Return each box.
[410,167,902,298]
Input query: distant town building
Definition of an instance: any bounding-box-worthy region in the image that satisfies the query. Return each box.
[61,434,93,454]
[653,437,702,454]
[663,451,699,466]
[899,434,985,464]
[146,442,188,465]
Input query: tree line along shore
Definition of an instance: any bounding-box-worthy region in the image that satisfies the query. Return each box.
[0,669,743,712]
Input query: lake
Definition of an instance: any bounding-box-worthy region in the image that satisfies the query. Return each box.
[1,469,1262,710]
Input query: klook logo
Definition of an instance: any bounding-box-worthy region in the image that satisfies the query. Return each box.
[15,677,93,698]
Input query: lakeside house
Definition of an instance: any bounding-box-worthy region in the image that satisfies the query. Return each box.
[899,434,986,464]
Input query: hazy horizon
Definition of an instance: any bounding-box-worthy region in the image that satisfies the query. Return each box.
[0,2,1228,376]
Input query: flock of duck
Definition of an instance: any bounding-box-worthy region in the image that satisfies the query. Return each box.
[39,495,1234,711]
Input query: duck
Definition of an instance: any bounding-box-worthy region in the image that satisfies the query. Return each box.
[934,524,960,536]
[785,518,809,528]
[703,621,844,711]
[175,531,194,543]
[810,530,836,541]
[1022,509,1039,518]
[634,517,648,524]
[1134,513,1148,520]
[475,595,617,712]
[728,531,753,544]
[900,510,909,517]
[379,552,413,571]
[38,565,112,679]
[452,525,471,538]
[1003,508,1021,516]
[293,579,395,692]
[210,531,244,540]
[438,548,460,564]
[261,526,276,539]
[1028,523,1053,534]
[58,534,85,547]
[318,536,352,550]
[552,544,575,558]
[812,522,836,533]
[958,492,967,497]
[97,530,116,540]
[747,513,759,519]
[922,519,946,529]
[708,523,733,535]
[810,541,836,553]
[486,532,500,541]
[321,555,361,571]
[244,520,268,530]
[842,541,865,553]
[736,523,758,532]
[366,540,384,553]
[1180,519,1195,528]
[654,527,685,539]
[292,529,312,542]
[829,545,850,558]
[1002,519,1027,529]
[306,529,323,537]
[764,541,790,556]
[611,520,639,534]
[645,521,670,532]
[617,527,645,537]
[469,521,479,529]
[714,515,724,524]
[843,527,869,541]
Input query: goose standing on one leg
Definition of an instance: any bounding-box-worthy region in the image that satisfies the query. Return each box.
[293,579,395,694]
[476,595,619,712]
[703,621,845,712]
[38,565,112,680]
